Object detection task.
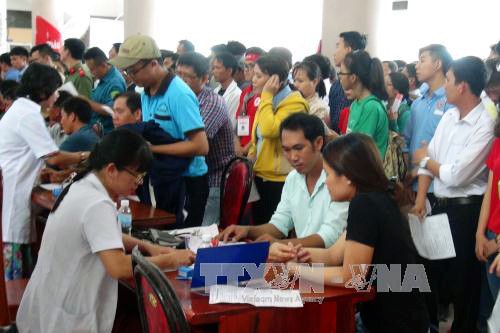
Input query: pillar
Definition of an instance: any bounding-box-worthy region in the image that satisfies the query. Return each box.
[123,0,157,38]
[321,0,381,65]
[31,0,64,51]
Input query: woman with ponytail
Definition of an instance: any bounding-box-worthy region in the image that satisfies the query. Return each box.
[293,61,330,124]
[339,50,389,158]
[16,129,195,333]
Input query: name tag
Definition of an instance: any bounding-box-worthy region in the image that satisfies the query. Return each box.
[433,109,444,116]
[237,116,250,136]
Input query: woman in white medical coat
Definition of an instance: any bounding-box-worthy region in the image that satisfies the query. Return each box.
[16,129,195,332]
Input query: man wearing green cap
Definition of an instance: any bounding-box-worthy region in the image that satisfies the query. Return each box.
[110,35,209,228]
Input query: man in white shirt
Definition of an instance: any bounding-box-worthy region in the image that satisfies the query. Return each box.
[216,113,348,248]
[212,52,242,127]
[411,56,494,333]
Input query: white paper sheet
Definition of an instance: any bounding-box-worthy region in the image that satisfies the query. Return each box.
[488,291,500,333]
[58,82,79,96]
[209,284,303,308]
[169,224,219,253]
[408,213,456,260]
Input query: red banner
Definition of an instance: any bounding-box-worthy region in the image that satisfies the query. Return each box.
[35,16,62,52]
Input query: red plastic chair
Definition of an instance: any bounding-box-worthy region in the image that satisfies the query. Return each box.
[0,170,28,328]
[131,247,189,333]
[219,157,253,228]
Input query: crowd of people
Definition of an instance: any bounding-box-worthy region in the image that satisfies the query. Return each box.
[0,31,499,332]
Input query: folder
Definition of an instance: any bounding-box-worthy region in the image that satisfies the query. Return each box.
[191,242,270,292]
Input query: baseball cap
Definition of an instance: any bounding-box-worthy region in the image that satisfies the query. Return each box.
[109,35,161,69]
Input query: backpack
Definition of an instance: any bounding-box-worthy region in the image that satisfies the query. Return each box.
[383,130,407,183]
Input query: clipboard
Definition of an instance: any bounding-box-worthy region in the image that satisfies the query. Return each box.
[191,242,270,292]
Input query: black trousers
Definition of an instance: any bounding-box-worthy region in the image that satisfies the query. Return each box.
[252,176,285,225]
[424,197,482,333]
[183,174,209,228]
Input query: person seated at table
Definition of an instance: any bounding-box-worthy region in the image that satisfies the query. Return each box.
[59,96,99,152]
[269,133,429,333]
[43,96,100,183]
[216,113,349,248]
[16,129,195,333]
[112,92,190,217]
[0,63,92,280]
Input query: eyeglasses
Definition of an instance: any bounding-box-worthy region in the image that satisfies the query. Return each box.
[337,71,352,76]
[123,167,147,184]
[123,60,151,77]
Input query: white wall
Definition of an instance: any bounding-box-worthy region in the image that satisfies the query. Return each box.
[152,0,323,62]
[372,0,499,62]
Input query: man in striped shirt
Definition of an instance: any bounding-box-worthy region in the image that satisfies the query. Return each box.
[177,52,235,226]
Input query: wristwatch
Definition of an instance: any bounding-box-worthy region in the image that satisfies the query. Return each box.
[419,156,431,169]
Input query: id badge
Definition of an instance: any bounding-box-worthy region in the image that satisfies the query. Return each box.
[237,116,250,136]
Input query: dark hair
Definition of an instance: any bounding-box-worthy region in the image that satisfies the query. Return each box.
[0,52,12,65]
[303,54,331,80]
[177,52,209,77]
[213,52,238,75]
[323,133,389,193]
[405,63,420,86]
[388,72,410,101]
[211,44,227,54]
[449,56,486,97]
[114,92,142,113]
[10,46,29,58]
[83,47,108,66]
[226,41,246,57]
[293,61,327,98]
[383,60,398,73]
[16,63,62,103]
[62,96,92,123]
[394,60,407,72]
[112,42,121,54]
[268,47,293,70]
[64,38,86,61]
[256,55,290,83]
[160,49,175,61]
[29,43,56,60]
[245,47,266,57]
[491,41,500,55]
[280,113,325,147]
[343,51,388,100]
[339,31,367,51]
[0,80,19,100]
[418,44,453,75]
[53,90,72,108]
[52,128,153,212]
[179,40,195,52]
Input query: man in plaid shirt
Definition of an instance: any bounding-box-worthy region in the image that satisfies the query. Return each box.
[177,52,235,226]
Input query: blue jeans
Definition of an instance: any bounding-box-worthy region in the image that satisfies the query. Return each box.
[486,230,500,299]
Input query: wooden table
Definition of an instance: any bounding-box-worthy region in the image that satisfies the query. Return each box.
[120,268,375,333]
[31,186,176,229]
[30,186,177,256]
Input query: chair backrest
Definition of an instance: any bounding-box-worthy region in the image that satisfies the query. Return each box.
[0,169,11,325]
[131,247,189,333]
[219,157,253,228]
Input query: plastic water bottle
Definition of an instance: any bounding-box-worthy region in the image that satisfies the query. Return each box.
[118,200,132,235]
